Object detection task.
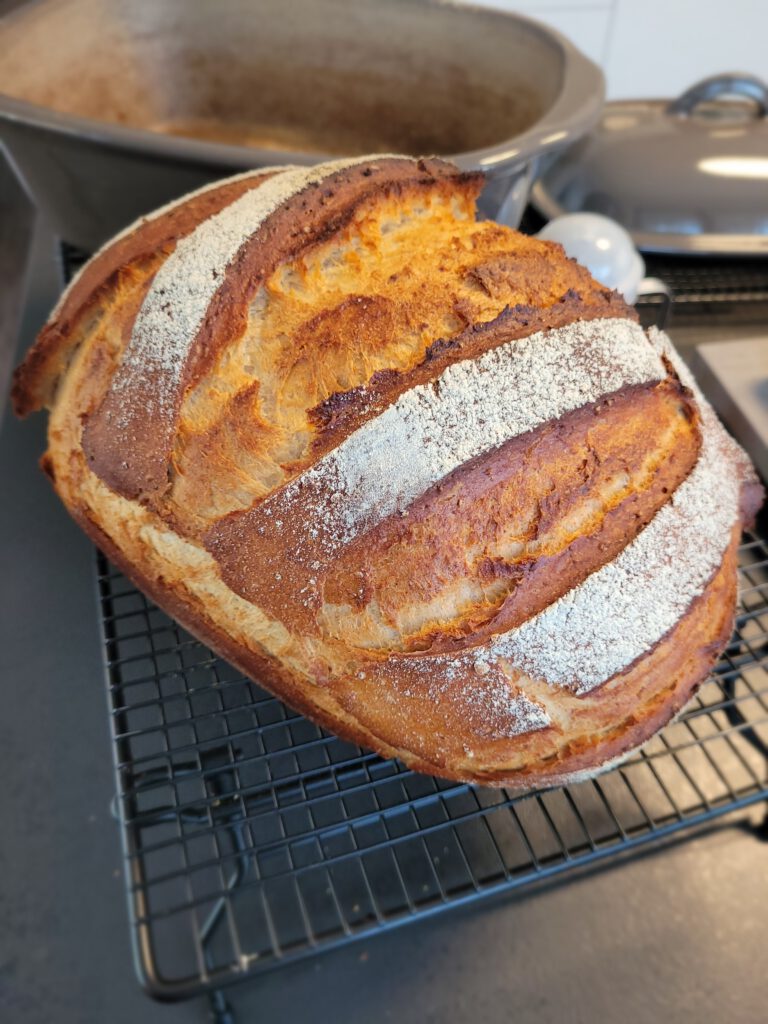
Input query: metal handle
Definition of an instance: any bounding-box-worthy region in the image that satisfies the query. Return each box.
[635,277,672,330]
[668,73,768,117]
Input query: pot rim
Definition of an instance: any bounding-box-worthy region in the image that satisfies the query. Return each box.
[0,2,604,175]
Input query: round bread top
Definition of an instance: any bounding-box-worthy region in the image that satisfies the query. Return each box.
[14,156,761,785]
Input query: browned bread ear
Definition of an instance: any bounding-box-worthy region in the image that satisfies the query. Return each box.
[14,156,763,790]
[12,169,280,418]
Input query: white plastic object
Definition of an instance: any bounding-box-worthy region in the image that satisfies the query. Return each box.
[537,212,646,303]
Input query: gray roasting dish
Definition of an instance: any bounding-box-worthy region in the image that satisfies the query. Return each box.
[0,0,604,249]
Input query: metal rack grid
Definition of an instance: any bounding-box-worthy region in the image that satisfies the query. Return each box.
[642,255,768,327]
[57,240,768,1010]
[98,533,768,1003]
[643,254,768,302]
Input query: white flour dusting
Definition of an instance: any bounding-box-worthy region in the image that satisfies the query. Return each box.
[47,167,287,324]
[477,330,744,692]
[397,659,551,738]
[112,155,404,415]
[277,317,664,549]
[446,674,551,739]
[277,324,746,701]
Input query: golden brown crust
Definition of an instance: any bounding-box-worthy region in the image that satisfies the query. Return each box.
[12,171,278,418]
[208,375,701,649]
[62,481,742,791]
[344,533,740,788]
[478,527,742,789]
[81,158,483,502]
[69,503,409,764]
[308,288,633,461]
[320,378,701,653]
[13,156,763,792]
[39,155,636,544]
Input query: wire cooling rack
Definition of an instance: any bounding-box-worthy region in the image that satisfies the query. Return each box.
[57,241,768,1014]
[98,532,768,1004]
[642,255,768,327]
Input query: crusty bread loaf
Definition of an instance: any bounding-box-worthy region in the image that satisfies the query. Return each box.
[13,156,763,790]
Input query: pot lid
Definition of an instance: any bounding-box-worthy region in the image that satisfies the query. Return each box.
[532,73,768,255]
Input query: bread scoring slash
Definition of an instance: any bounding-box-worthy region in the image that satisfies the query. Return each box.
[13,156,763,790]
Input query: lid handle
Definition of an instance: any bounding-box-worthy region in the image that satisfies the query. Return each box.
[668,73,768,117]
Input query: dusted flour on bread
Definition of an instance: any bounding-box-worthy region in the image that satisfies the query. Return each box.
[13,156,763,790]
[275,316,665,551]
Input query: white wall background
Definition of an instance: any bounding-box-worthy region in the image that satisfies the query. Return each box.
[479,0,768,98]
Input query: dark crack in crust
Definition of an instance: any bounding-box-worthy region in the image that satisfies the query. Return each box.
[81,159,481,502]
[308,290,632,458]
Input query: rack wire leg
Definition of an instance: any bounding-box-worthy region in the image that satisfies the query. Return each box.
[208,989,235,1024]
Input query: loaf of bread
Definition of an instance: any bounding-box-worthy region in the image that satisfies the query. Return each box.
[14,156,763,790]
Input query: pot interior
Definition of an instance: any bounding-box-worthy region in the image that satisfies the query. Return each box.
[0,0,564,156]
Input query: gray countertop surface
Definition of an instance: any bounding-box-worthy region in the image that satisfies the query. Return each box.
[2,216,767,1024]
